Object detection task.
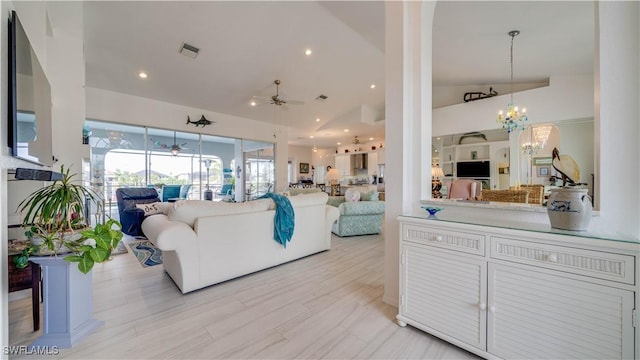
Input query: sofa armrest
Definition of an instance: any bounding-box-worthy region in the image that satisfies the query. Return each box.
[338,201,385,215]
[141,214,197,251]
[326,205,340,225]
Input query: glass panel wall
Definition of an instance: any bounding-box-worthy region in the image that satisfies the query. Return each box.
[244,144,275,200]
[85,120,275,216]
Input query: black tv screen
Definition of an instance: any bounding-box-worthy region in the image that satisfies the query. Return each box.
[456,161,490,178]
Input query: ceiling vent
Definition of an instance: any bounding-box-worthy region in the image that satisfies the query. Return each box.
[315,94,328,101]
[179,42,200,58]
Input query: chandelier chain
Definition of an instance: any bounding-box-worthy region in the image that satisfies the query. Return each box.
[510,32,514,105]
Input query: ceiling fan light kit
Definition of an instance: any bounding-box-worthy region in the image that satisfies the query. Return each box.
[251,80,304,109]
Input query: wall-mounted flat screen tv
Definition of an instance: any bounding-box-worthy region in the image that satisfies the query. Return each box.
[7,10,53,165]
[456,161,490,178]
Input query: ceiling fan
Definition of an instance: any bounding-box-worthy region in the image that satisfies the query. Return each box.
[251,80,304,110]
[150,131,188,156]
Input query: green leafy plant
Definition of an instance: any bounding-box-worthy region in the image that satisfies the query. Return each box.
[18,165,96,236]
[17,165,124,273]
[64,219,123,274]
[12,247,35,269]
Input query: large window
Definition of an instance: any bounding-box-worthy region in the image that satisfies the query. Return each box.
[85,120,274,207]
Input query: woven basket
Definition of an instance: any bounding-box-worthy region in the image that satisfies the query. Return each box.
[521,185,544,205]
[481,189,530,203]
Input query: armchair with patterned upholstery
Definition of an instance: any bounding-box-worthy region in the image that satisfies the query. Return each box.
[327,188,384,237]
[116,187,161,236]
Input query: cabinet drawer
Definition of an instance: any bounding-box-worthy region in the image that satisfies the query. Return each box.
[402,223,485,256]
[490,237,635,284]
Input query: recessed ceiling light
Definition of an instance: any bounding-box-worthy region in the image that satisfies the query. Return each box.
[250,100,257,106]
[369,137,374,141]
[337,142,341,145]
[305,48,312,56]
[315,118,320,122]
[309,135,315,139]
[344,129,349,132]
[437,137,441,140]
[370,84,376,89]
[138,72,148,79]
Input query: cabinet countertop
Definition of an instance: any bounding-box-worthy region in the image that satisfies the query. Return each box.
[399,210,640,245]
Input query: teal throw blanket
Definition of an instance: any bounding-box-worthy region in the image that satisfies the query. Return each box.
[258,193,295,248]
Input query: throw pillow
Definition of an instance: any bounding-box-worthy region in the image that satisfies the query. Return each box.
[359,189,379,201]
[136,202,167,216]
[345,188,361,202]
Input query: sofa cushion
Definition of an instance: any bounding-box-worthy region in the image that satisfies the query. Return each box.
[327,196,345,208]
[287,192,328,207]
[359,189,379,201]
[168,198,272,227]
[288,187,322,196]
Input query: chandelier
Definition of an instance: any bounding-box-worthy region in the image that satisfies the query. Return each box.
[521,125,552,155]
[497,30,528,133]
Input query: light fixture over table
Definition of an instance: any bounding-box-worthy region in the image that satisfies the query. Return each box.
[497,30,528,133]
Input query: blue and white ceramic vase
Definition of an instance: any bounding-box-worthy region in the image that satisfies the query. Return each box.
[547,188,592,231]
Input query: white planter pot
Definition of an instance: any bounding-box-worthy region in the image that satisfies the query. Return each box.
[29,256,103,348]
[547,188,592,231]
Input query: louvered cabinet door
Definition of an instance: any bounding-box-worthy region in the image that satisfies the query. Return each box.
[488,263,635,360]
[401,244,487,351]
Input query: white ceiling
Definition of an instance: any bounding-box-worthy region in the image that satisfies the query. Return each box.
[83,1,594,148]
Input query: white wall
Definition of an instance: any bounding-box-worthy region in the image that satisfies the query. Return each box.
[86,87,290,193]
[286,145,313,185]
[311,148,335,183]
[433,82,548,109]
[433,74,594,137]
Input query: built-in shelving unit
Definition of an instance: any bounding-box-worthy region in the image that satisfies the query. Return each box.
[434,140,509,190]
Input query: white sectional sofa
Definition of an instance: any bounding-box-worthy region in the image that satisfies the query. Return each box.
[141,192,339,293]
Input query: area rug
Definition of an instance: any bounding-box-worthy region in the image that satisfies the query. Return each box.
[129,240,163,268]
[111,240,129,256]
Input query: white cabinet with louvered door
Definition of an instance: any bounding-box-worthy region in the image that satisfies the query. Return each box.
[488,263,635,360]
[397,215,639,360]
[401,244,487,351]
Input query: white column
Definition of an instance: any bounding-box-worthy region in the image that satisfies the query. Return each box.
[383,1,436,307]
[595,1,640,238]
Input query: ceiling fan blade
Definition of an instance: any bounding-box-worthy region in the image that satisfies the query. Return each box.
[252,95,271,101]
[280,104,289,111]
[285,100,304,105]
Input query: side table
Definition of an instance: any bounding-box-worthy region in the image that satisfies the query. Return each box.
[8,255,41,331]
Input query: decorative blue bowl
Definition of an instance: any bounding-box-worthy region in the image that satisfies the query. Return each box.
[422,206,443,216]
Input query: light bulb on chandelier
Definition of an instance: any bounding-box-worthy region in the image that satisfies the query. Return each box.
[497,30,528,133]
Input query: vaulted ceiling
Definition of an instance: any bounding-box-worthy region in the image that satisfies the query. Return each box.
[83,1,593,148]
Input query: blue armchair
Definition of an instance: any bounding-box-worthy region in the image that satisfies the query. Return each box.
[116,187,160,236]
[161,185,182,202]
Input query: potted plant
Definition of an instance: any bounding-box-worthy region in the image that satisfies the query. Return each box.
[16,165,124,348]
[17,165,123,271]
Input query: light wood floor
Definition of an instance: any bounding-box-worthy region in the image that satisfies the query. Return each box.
[9,234,478,359]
